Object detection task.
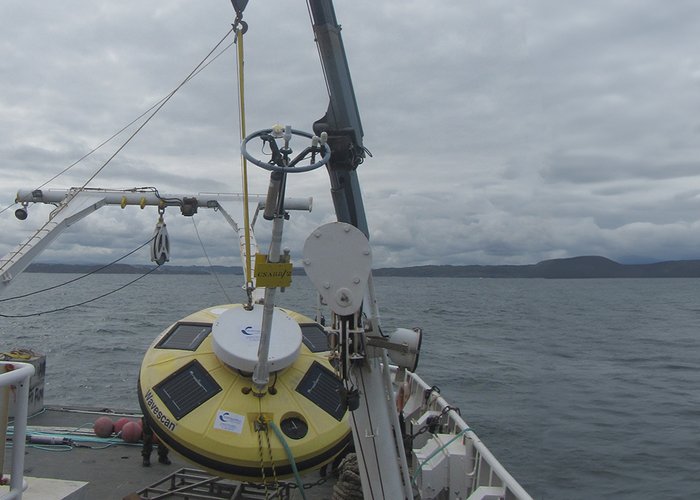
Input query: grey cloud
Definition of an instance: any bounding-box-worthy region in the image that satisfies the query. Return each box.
[541,155,700,184]
[4,1,700,268]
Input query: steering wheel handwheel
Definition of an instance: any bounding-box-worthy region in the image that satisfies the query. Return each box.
[241,128,331,173]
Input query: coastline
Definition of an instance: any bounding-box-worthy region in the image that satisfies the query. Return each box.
[25,255,700,278]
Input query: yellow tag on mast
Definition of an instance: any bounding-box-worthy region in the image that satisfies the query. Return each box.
[254,253,293,288]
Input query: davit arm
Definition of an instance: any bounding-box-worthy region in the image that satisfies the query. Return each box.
[0,188,311,296]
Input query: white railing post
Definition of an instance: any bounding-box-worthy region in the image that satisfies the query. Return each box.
[1,362,36,500]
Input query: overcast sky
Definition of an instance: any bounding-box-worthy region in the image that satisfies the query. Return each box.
[3,0,700,270]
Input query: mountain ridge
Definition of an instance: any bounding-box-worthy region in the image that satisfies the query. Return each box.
[25,255,700,278]
[372,255,700,278]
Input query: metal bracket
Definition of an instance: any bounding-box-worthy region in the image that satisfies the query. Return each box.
[365,336,412,354]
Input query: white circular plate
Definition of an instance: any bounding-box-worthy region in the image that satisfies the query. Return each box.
[211,305,302,373]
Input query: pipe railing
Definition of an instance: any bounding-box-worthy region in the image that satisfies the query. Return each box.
[0,362,35,500]
[392,366,533,500]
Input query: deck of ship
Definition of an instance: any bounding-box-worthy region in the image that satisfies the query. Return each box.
[3,406,333,499]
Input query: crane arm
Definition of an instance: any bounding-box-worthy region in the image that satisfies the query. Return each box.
[309,0,369,237]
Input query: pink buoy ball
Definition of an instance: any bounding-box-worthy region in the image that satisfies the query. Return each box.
[121,421,142,443]
[93,416,114,438]
[114,417,131,434]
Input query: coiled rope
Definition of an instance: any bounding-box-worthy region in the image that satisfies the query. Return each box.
[332,453,363,500]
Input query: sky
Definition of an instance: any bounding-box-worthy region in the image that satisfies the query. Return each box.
[3,0,700,269]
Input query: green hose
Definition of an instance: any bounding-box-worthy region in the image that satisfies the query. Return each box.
[268,420,308,500]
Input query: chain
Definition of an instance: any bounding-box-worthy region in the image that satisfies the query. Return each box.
[287,474,330,490]
[264,422,283,498]
[254,414,284,499]
[423,385,441,406]
[255,416,269,497]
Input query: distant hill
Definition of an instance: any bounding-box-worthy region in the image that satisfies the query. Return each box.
[374,256,700,278]
[25,256,700,278]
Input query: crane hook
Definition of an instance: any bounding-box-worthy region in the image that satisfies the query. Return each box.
[231,0,249,33]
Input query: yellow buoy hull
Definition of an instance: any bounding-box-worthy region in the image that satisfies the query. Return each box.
[138,304,351,480]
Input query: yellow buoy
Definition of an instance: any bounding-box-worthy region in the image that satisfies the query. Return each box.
[138,304,351,480]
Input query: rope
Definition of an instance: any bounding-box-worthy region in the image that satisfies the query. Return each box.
[0,266,159,318]
[332,453,363,500]
[0,39,237,219]
[0,203,15,217]
[0,349,35,360]
[6,426,143,450]
[254,404,283,500]
[235,24,255,306]
[190,216,233,303]
[0,236,155,303]
[0,37,237,219]
[78,27,235,193]
[263,421,283,499]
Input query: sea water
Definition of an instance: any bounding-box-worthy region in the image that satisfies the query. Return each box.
[2,272,700,499]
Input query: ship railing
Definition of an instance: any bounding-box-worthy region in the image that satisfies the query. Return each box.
[0,362,35,500]
[391,366,533,500]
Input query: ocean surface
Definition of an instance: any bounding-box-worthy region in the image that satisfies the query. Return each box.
[2,272,700,499]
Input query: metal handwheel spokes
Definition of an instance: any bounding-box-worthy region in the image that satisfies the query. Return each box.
[241,126,331,173]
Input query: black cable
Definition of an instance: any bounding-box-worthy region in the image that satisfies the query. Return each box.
[0,237,155,303]
[0,202,15,217]
[0,266,160,318]
[134,186,183,207]
[77,27,235,193]
[0,33,236,247]
[0,38,237,217]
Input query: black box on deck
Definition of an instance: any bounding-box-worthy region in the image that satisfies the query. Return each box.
[2,350,46,418]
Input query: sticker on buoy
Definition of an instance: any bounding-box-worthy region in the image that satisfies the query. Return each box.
[214,410,244,434]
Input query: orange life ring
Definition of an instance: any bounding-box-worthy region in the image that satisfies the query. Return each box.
[396,381,410,413]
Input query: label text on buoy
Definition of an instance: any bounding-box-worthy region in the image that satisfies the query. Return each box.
[213,410,245,434]
[144,390,177,431]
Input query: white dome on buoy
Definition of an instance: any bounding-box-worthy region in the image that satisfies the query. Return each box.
[211,305,302,373]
